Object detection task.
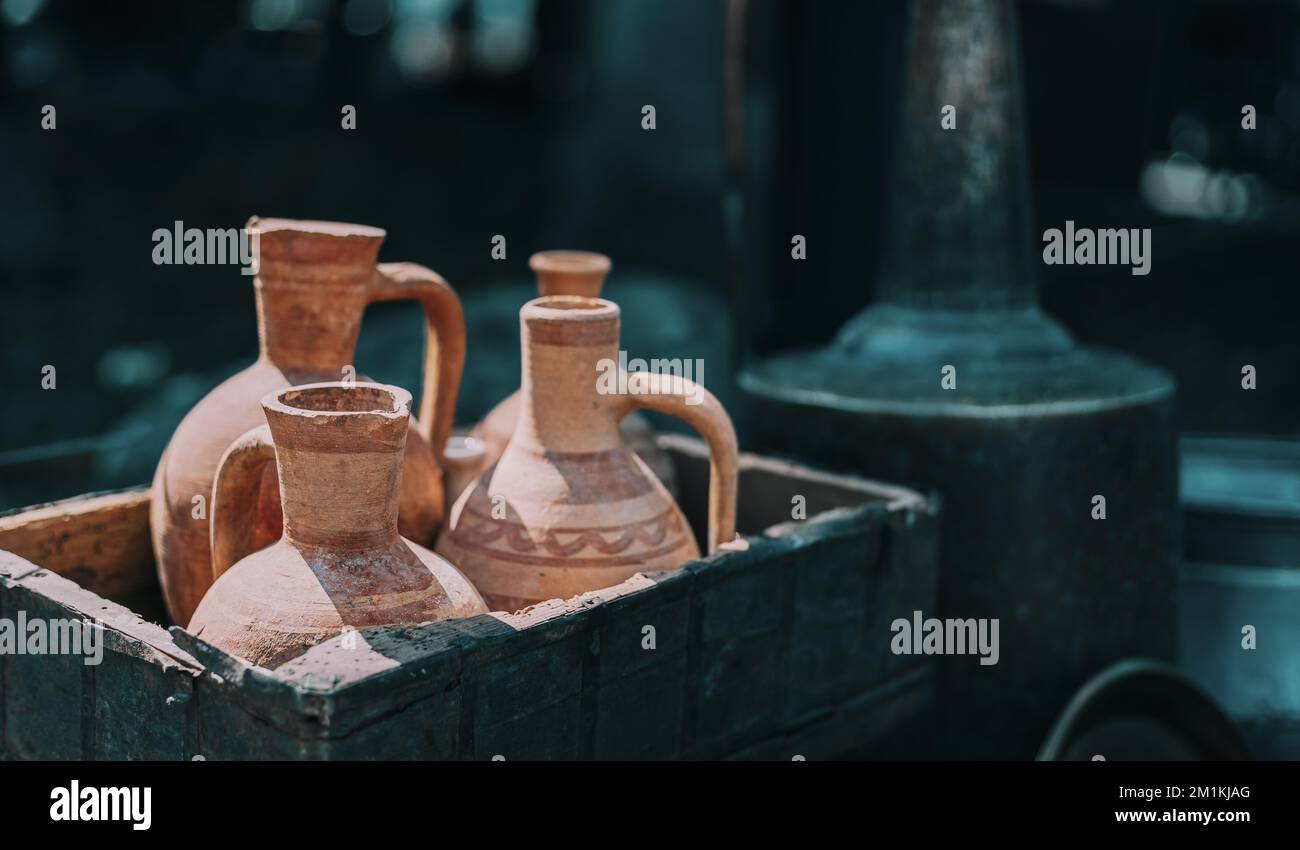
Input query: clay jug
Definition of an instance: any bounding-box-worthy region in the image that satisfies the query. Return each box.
[441,433,487,526]
[151,218,465,626]
[469,251,677,503]
[437,296,739,613]
[190,382,486,669]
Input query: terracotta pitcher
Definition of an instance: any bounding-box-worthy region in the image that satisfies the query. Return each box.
[189,382,486,669]
[437,296,739,612]
[151,218,465,626]
[469,251,677,504]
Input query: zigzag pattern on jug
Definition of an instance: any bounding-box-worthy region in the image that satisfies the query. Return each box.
[450,505,686,557]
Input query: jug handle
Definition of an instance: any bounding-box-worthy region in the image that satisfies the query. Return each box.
[210,425,276,581]
[613,372,739,552]
[369,262,466,468]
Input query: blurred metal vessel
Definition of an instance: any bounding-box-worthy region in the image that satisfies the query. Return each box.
[738,0,1179,757]
[1181,435,1300,759]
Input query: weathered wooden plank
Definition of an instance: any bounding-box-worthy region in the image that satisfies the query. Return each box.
[689,629,790,758]
[191,670,317,760]
[0,550,42,585]
[440,595,594,759]
[724,666,934,760]
[689,537,793,644]
[15,566,198,671]
[784,530,881,723]
[593,570,692,685]
[0,488,154,603]
[322,703,462,759]
[318,689,463,759]
[93,651,193,760]
[1,581,87,759]
[463,624,588,732]
[170,628,331,758]
[593,653,688,760]
[472,694,582,761]
[0,551,41,756]
[0,556,200,760]
[874,504,943,684]
[271,623,465,741]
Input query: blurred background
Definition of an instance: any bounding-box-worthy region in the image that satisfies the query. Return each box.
[2,0,1298,503]
[0,0,1294,506]
[0,0,736,508]
[1,0,1299,755]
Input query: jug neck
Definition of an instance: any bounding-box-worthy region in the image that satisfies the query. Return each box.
[255,281,367,373]
[248,217,385,374]
[515,297,624,454]
[530,250,611,298]
[263,383,410,551]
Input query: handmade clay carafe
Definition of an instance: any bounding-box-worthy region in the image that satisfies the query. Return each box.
[468,251,677,505]
[438,296,739,612]
[151,218,465,626]
[189,383,486,669]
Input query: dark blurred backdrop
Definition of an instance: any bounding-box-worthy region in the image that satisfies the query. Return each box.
[2,0,1298,510]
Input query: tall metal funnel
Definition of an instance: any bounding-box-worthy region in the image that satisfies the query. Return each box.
[738,0,1179,758]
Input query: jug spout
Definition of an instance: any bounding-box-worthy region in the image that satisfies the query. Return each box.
[248,217,385,373]
[263,382,410,551]
[529,250,611,298]
[515,296,625,455]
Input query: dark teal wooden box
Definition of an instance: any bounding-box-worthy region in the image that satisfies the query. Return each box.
[0,435,938,760]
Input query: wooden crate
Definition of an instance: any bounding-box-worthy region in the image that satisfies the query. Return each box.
[0,435,939,760]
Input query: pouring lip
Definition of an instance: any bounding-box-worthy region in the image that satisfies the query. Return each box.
[522,295,620,324]
[528,250,612,276]
[261,381,412,421]
[246,217,387,241]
